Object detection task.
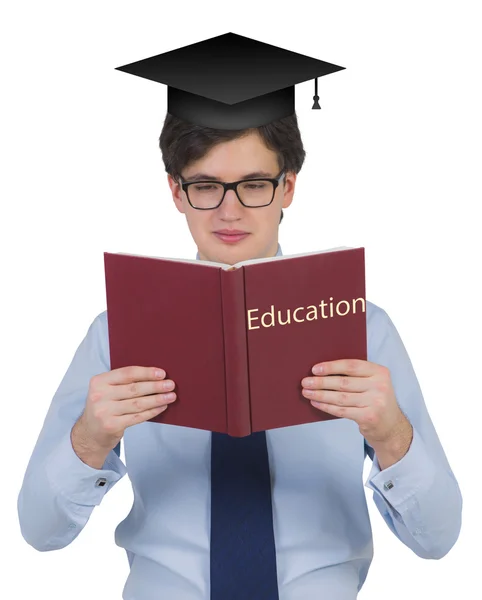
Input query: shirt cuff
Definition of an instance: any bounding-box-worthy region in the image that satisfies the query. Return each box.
[44,428,127,506]
[364,425,436,510]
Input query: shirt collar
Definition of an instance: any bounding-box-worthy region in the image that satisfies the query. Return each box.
[196,242,283,261]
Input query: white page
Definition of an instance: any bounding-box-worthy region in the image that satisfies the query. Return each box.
[114,246,355,269]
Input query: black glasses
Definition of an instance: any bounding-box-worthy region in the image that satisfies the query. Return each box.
[179,170,286,210]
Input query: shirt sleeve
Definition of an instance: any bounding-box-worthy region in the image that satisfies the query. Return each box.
[363,305,463,559]
[17,311,127,552]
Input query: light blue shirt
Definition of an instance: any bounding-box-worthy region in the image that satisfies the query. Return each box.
[17,243,462,600]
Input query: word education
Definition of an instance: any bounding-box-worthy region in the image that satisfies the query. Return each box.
[247,297,365,330]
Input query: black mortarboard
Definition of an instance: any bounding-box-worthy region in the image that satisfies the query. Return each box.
[115,32,345,129]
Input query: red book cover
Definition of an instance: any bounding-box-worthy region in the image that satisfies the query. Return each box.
[104,247,367,437]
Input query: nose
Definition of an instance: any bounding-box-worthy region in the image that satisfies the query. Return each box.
[219,188,243,213]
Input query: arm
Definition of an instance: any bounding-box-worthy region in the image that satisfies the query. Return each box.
[17,312,127,551]
[364,306,463,559]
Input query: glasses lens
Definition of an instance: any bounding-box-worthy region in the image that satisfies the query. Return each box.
[188,183,224,209]
[238,181,274,206]
[188,181,274,208]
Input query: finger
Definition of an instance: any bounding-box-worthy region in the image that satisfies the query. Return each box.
[110,366,167,385]
[120,403,171,429]
[113,377,175,403]
[301,388,368,407]
[310,400,359,420]
[312,359,374,377]
[302,375,369,393]
[115,392,177,416]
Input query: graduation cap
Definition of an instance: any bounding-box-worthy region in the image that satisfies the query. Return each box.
[115,32,345,129]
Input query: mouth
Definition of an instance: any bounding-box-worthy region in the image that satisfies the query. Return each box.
[213,232,250,244]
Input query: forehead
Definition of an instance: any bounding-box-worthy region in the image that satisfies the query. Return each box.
[183,134,279,180]
[192,132,278,164]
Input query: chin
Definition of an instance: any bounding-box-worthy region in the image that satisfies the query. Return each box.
[199,235,253,262]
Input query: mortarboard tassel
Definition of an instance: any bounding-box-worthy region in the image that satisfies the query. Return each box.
[312,77,321,109]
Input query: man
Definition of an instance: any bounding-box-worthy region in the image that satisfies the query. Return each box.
[17,33,462,600]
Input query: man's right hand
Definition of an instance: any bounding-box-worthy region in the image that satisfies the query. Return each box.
[71,366,176,468]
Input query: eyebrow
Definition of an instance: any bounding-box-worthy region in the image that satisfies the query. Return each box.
[183,170,274,182]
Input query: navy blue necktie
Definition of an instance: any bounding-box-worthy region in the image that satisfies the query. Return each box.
[210,430,279,599]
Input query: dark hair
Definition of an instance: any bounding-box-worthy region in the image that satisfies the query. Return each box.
[159,113,306,224]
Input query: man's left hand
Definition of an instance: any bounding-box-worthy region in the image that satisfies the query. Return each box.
[301,359,409,445]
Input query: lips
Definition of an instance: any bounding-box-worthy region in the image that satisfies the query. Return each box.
[214,231,250,243]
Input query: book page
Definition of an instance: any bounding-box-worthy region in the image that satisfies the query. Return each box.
[113,246,354,268]
[114,252,216,266]
[224,246,352,269]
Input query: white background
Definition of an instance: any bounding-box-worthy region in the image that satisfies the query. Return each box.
[3,1,480,598]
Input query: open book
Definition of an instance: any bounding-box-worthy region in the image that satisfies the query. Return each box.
[104,246,367,436]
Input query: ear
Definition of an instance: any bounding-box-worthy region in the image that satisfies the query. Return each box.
[281,171,296,209]
[167,174,186,214]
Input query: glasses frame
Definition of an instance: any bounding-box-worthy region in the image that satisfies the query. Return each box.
[179,169,286,210]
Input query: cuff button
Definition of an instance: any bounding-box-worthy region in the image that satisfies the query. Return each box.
[95,477,107,487]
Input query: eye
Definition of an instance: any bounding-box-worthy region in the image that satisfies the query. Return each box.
[194,184,216,192]
[243,182,268,190]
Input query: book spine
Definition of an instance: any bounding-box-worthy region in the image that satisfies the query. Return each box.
[220,267,251,437]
